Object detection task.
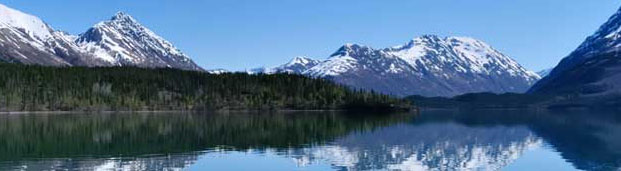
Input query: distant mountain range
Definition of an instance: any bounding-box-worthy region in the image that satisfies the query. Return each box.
[0,4,202,71]
[248,56,321,75]
[0,3,547,98]
[254,36,540,97]
[529,6,621,101]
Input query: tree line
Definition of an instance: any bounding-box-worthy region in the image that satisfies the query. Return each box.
[0,63,411,112]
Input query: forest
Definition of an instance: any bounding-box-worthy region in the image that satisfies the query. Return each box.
[0,63,411,112]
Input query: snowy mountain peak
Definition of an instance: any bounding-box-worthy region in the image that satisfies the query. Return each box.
[303,35,541,96]
[111,12,135,22]
[257,35,539,96]
[331,43,375,59]
[0,3,203,71]
[0,3,53,39]
[98,12,146,31]
[342,43,371,50]
[74,12,202,70]
[446,36,490,49]
[392,35,465,53]
[107,12,143,29]
[287,56,319,66]
[250,56,321,74]
[418,34,442,40]
[446,36,480,42]
[338,43,363,51]
[406,35,444,45]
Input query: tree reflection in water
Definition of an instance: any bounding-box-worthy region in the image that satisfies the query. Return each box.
[0,110,619,171]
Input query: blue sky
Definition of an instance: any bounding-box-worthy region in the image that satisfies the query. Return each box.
[3,0,621,71]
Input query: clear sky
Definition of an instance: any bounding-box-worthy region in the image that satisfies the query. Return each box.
[3,0,621,71]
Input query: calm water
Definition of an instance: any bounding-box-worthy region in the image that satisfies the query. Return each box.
[0,110,619,171]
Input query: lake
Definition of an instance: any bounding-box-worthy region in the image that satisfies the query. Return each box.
[0,110,619,171]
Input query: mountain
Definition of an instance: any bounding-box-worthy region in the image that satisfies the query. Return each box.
[0,4,109,66]
[76,12,202,71]
[0,4,203,71]
[259,35,540,97]
[536,68,553,78]
[249,56,320,74]
[529,6,621,98]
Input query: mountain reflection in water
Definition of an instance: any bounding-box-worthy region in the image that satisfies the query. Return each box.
[0,110,619,171]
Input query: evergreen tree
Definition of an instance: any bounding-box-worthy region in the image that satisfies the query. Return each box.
[0,64,411,112]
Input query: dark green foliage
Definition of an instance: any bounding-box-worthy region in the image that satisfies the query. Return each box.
[0,63,410,111]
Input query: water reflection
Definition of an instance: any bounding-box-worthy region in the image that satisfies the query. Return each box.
[0,112,411,170]
[0,110,619,170]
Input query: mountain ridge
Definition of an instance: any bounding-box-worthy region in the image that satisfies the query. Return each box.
[256,35,540,97]
[249,56,320,74]
[0,4,203,71]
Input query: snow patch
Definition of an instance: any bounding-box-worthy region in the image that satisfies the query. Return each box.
[0,4,53,39]
[305,55,358,77]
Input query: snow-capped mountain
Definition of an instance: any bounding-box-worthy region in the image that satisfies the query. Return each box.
[0,4,110,66]
[0,4,203,71]
[529,6,621,96]
[76,12,202,71]
[250,56,320,74]
[261,35,540,97]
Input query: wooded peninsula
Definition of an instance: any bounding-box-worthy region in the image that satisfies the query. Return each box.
[0,63,411,112]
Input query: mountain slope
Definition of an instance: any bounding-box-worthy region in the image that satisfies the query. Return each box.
[262,35,540,97]
[529,6,621,98]
[0,4,203,71]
